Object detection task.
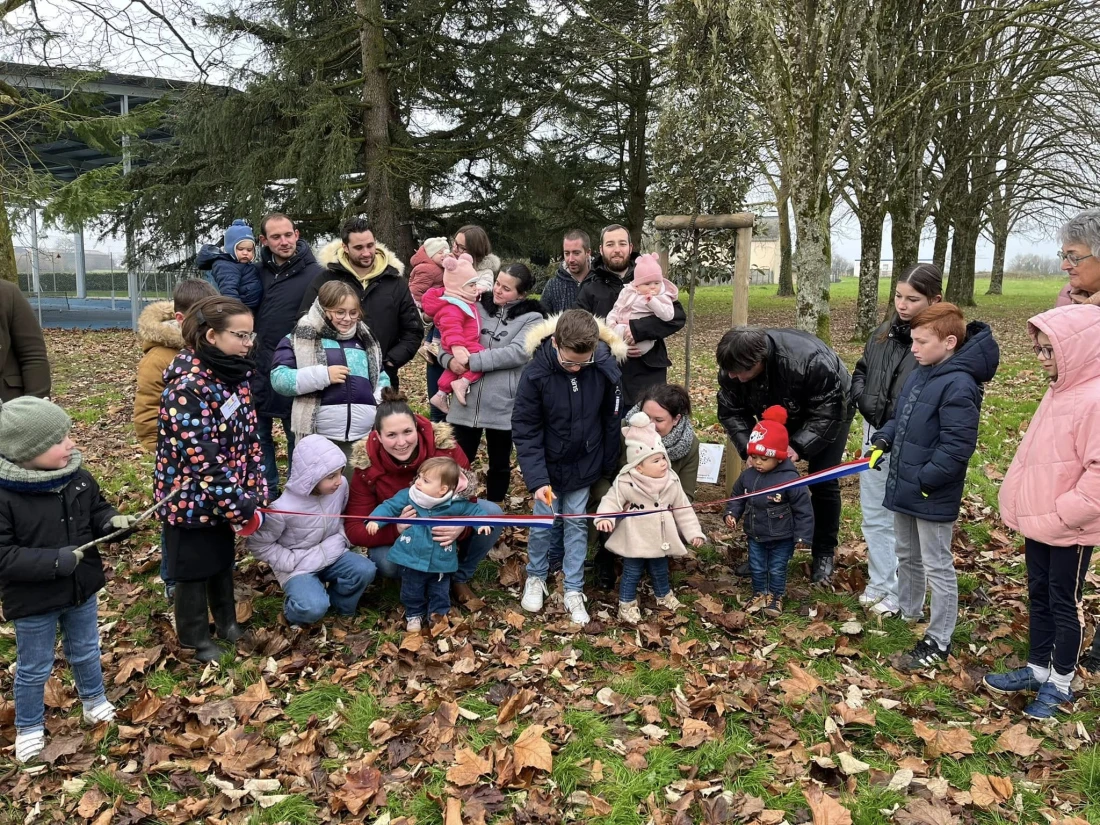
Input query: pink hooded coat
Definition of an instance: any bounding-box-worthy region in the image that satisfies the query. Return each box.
[999,304,1100,546]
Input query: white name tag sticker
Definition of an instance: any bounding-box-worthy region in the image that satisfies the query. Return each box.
[697,442,725,485]
[222,394,242,419]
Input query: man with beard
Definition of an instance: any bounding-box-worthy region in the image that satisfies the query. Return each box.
[254,213,325,496]
[576,224,686,406]
[541,229,592,315]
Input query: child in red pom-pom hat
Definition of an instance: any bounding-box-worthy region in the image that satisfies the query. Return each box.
[724,406,814,615]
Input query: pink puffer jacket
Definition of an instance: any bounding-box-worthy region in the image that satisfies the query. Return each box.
[999,305,1100,546]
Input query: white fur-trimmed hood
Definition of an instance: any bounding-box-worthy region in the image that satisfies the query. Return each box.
[319,239,406,278]
[523,314,629,363]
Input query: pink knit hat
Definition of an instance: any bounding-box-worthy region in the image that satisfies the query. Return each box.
[633,253,663,286]
[621,411,668,470]
[442,253,480,301]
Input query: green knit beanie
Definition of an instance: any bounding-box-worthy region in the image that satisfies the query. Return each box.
[0,397,72,463]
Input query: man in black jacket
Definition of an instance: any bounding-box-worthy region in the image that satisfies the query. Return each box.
[716,326,854,583]
[298,217,422,392]
[576,224,686,406]
[255,213,324,496]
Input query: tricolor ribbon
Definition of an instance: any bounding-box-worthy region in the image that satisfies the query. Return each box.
[258,458,871,530]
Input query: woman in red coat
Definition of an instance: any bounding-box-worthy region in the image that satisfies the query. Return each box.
[344,388,503,605]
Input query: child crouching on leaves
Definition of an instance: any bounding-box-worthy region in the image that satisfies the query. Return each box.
[595,412,705,625]
[724,406,814,617]
[367,456,489,632]
[0,398,139,763]
[987,304,1100,719]
[249,435,377,626]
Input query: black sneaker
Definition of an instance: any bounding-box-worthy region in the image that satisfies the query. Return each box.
[810,556,834,584]
[895,637,949,672]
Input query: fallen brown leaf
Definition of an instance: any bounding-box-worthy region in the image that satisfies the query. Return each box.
[994,723,1043,757]
[912,720,975,758]
[802,784,852,825]
[969,773,1012,809]
[446,747,492,787]
[513,724,553,773]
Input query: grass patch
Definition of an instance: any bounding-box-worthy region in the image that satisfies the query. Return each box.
[340,692,383,749]
[87,767,138,802]
[283,683,350,726]
[246,795,319,825]
[611,665,684,699]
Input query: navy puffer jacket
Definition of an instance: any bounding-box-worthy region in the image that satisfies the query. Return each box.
[873,321,1000,522]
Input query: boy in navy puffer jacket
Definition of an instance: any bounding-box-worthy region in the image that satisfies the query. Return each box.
[196,219,264,308]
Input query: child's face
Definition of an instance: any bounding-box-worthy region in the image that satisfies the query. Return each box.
[206,312,255,356]
[234,241,256,263]
[1034,330,1057,380]
[748,454,781,473]
[24,435,76,471]
[414,470,451,498]
[636,281,661,298]
[553,342,595,372]
[894,281,938,321]
[326,297,361,335]
[313,469,343,496]
[635,452,668,478]
[911,326,956,366]
[431,248,447,265]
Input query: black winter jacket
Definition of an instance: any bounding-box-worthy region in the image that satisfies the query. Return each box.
[540,264,588,316]
[873,321,1000,522]
[0,468,118,620]
[851,319,918,429]
[718,329,852,460]
[511,319,625,493]
[576,253,687,372]
[724,459,814,543]
[298,242,422,375]
[254,241,325,418]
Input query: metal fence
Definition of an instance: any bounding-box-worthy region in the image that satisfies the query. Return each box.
[18,269,202,303]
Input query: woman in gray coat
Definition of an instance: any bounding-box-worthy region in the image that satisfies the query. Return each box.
[440,264,544,502]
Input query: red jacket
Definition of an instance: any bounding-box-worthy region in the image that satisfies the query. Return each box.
[409,247,445,305]
[344,417,472,547]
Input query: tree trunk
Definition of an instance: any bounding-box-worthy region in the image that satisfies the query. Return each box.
[356,0,404,253]
[792,186,832,343]
[0,191,17,285]
[944,214,979,306]
[932,208,950,273]
[855,207,885,341]
[623,51,652,249]
[986,187,1011,296]
[776,183,795,297]
[888,185,920,314]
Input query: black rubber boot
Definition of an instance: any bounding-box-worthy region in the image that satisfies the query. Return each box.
[1082,637,1100,674]
[735,560,751,578]
[595,545,617,590]
[174,581,222,662]
[811,555,835,584]
[207,568,243,643]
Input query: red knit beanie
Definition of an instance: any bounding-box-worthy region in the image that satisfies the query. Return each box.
[747,406,789,459]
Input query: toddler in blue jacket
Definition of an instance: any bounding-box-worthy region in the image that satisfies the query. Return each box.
[367,456,489,632]
[196,219,264,308]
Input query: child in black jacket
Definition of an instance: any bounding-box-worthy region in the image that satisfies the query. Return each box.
[0,397,138,763]
[724,407,814,615]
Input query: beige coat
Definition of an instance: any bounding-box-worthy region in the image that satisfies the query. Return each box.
[133,301,183,452]
[597,470,704,559]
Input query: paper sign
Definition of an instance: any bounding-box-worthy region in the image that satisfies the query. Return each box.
[696,442,725,485]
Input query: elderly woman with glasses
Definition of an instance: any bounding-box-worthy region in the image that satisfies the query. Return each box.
[1056,209,1100,307]
[270,280,390,473]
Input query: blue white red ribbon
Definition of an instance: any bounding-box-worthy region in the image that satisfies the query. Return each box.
[259,458,871,530]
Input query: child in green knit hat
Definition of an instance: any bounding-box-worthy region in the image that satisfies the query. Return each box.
[0,397,138,763]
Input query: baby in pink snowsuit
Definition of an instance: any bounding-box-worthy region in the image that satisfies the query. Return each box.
[424,253,484,413]
[606,253,678,356]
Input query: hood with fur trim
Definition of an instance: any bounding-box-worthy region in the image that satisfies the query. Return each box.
[136,300,184,353]
[523,314,629,362]
[319,238,406,282]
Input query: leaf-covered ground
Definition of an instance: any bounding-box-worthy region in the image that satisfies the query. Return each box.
[3,278,1099,825]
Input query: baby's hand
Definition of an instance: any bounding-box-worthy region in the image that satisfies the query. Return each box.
[724,514,738,528]
[476,526,491,535]
[691,536,705,548]
[595,518,615,533]
[366,521,380,535]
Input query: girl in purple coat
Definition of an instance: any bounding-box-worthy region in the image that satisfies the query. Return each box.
[248,435,376,625]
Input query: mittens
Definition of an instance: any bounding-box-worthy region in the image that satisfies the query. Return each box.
[234,510,265,537]
[56,546,83,576]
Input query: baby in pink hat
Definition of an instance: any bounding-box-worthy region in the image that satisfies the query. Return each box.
[606,253,679,356]
[422,253,485,412]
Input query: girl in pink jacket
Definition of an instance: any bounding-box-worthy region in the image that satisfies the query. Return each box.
[985,304,1100,719]
[606,253,678,357]
[424,254,484,413]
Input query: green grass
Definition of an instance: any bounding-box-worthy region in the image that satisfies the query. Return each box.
[340,692,383,749]
[246,795,319,825]
[87,767,138,802]
[283,684,350,726]
[611,665,684,698]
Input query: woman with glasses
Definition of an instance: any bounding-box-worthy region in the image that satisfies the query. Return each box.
[1056,209,1100,307]
[270,281,390,474]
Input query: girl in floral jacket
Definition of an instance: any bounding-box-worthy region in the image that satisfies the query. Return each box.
[155,296,267,661]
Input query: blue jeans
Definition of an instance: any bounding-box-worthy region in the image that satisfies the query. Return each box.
[748,538,795,597]
[282,552,377,625]
[257,415,295,496]
[619,557,671,602]
[14,596,105,732]
[527,486,590,593]
[369,501,503,583]
[399,567,451,619]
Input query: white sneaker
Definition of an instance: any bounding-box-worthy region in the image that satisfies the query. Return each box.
[406,616,423,633]
[564,591,590,625]
[15,730,45,764]
[870,598,900,619]
[858,590,882,607]
[618,600,642,625]
[655,592,682,611]
[83,698,116,725]
[521,576,549,612]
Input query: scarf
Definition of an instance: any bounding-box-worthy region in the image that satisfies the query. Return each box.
[626,402,695,461]
[0,450,84,493]
[626,466,674,504]
[196,344,254,386]
[290,301,384,438]
[409,485,454,511]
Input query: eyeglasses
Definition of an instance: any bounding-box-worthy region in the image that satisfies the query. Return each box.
[1032,344,1054,359]
[453,241,467,253]
[328,310,361,320]
[226,330,257,343]
[557,350,595,369]
[1058,250,1095,266]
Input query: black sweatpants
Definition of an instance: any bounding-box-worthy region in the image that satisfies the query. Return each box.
[451,424,514,503]
[1025,538,1094,675]
[804,408,855,562]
